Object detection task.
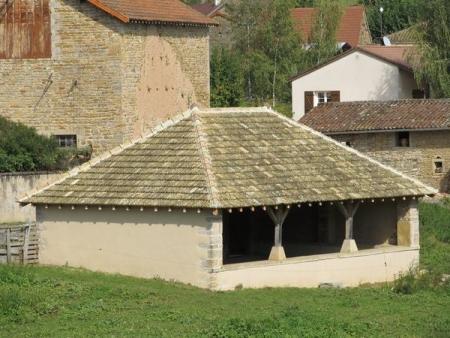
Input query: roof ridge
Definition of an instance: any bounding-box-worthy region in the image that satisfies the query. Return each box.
[295,119,438,195]
[191,107,220,208]
[17,110,192,204]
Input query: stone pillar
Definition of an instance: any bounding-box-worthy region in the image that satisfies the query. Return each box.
[397,199,419,248]
[201,213,223,290]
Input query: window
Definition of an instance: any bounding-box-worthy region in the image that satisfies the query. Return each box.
[433,157,444,174]
[317,92,332,105]
[305,91,340,113]
[56,135,77,148]
[396,131,410,147]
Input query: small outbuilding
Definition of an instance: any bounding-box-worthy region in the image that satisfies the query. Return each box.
[19,107,436,290]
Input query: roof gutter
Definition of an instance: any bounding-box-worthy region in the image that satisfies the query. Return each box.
[323,127,450,135]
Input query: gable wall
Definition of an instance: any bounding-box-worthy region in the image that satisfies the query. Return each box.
[0,0,210,153]
[292,52,418,120]
[331,130,450,192]
[36,206,222,289]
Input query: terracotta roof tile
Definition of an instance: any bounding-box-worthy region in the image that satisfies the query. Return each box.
[292,6,366,47]
[190,2,224,17]
[299,99,450,133]
[87,0,215,26]
[20,107,435,208]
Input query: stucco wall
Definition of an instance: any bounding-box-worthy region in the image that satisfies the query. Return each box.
[219,248,419,290]
[0,0,210,153]
[291,51,418,120]
[332,130,450,192]
[0,173,59,223]
[36,206,221,288]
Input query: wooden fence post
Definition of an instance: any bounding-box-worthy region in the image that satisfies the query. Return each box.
[22,225,30,264]
[6,228,11,264]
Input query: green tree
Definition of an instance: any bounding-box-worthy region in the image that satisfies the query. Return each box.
[229,0,304,107]
[0,116,60,172]
[182,0,204,4]
[210,46,244,107]
[411,0,450,98]
[306,0,344,66]
[359,0,420,41]
[0,117,91,173]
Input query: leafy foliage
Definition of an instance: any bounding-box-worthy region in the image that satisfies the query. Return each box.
[0,116,60,172]
[410,0,450,98]
[359,0,421,41]
[306,0,344,66]
[210,46,244,107]
[0,116,91,173]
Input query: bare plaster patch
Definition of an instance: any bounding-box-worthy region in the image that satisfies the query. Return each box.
[135,26,196,136]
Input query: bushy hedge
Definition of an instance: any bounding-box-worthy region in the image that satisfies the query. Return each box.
[0,116,90,173]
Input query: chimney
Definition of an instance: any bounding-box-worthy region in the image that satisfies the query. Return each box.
[215,0,221,6]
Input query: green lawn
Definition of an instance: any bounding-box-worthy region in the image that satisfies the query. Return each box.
[1,201,450,337]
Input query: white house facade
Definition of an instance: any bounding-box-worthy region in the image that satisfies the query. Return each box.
[290,46,421,121]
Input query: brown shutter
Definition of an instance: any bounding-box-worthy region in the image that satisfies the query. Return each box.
[305,91,314,113]
[331,91,340,102]
[0,0,51,59]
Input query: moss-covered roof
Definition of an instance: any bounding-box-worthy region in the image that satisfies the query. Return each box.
[19,107,436,208]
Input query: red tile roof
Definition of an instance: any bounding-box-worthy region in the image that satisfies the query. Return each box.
[299,100,450,133]
[288,45,412,83]
[190,2,224,17]
[358,45,412,69]
[86,0,216,26]
[292,6,367,47]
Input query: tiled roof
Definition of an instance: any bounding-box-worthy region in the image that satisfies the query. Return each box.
[86,0,215,26]
[292,6,366,47]
[190,2,224,17]
[288,45,412,83]
[358,45,412,70]
[19,107,435,208]
[387,27,416,45]
[299,99,450,133]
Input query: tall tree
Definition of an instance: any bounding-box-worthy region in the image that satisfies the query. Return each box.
[411,0,450,98]
[210,46,244,107]
[228,0,304,107]
[359,0,420,41]
[307,0,344,66]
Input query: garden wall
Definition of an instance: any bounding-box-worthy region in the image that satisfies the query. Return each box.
[1,172,59,224]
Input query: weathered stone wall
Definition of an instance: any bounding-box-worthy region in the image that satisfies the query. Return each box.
[209,15,232,49]
[0,0,210,153]
[0,172,60,223]
[331,130,450,192]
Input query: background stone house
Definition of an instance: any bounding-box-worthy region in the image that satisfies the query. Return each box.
[0,0,215,153]
[300,99,450,193]
[190,0,231,49]
[19,106,435,290]
[289,45,422,121]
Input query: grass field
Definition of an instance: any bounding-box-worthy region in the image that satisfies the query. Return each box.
[1,201,450,337]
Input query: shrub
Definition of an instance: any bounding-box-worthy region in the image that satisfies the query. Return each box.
[0,116,91,172]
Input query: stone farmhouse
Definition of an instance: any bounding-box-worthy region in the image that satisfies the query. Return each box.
[300,99,450,193]
[190,0,231,49]
[19,106,435,290]
[0,0,215,153]
[289,45,423,121]
[291,6,372,49]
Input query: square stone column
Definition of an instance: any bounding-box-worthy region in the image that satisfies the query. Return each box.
[200,213,223,290]
[397,200,419,248]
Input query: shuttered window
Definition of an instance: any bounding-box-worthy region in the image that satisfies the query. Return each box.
[305,90,340,113]
[0,0,51,59]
